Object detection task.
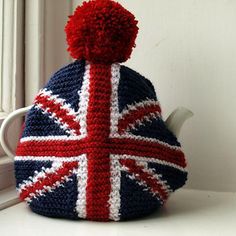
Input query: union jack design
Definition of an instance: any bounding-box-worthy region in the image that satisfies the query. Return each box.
[15,61,187,221]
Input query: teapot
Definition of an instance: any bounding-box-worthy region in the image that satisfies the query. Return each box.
[0,0,194,221]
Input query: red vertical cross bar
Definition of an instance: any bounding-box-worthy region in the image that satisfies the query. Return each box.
[86,63,112,221]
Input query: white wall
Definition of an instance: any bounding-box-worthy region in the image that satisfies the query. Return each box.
[42,0,236,192]
[118,0,236,192]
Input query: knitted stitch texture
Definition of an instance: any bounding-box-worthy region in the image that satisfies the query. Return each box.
[14,0,187,222]
[15,60,187,221]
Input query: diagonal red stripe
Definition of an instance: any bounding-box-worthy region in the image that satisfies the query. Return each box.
[120,159,168,201]
[19,161,78,201]
[35,94,80,135]
[118,103,161,133]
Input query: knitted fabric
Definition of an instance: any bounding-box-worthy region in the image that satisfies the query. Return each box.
[15,60,187,221]
[14,0,187,222]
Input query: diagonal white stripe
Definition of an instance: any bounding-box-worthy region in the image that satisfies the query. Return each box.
[34,89,81,136]
[119,99,161,120]
[34,104,77,136]
[25,171,76,204]
[124,111,161,133]
[119,159,171,202]
[17,162,63,194]
[120,164,163,203]
[135,160,172,196]
[38,89,79,121]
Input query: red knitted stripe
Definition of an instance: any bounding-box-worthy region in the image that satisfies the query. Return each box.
[35,94,80,135]
[120,159,168,201]
[111,138,186,168]
[85,64,112,221]
[16,140,86,157]
[118,103,161,133]
[19,162,78,201]
[16,137,185,168]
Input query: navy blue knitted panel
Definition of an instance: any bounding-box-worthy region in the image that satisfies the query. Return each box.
[148,163,187,191]
[29,174,78,219]
[14,161,52,187]
[22,107,68,138]
[45,60,85,111]
[22,60,85,138]
[119,171,161,220]
[119,66,157,113]
[131,118,181,147]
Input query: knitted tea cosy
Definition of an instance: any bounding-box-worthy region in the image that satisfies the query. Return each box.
[15,0,187,221]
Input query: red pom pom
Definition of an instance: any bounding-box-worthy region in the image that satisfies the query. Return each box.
[65,0,139,64]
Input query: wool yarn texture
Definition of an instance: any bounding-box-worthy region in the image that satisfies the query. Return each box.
[15,0,187,221]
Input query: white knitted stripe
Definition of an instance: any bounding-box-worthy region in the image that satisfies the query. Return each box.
[75,154,88,219]
[112,133,181,151]
[15,155,85,163]
[135,160,172,195]
[108,157,121,221]
[17,162,63,194]
[25,169,77,204]
[38,89,79,121]
[125,111,161,133]
[120,165,163,203]
[34,88,81,136]
[110,155,186,173]
[20,135,85,143]
[119,99,161,119]
[34,104,77,136]
[77,63,90,137]
[110,64,120,136]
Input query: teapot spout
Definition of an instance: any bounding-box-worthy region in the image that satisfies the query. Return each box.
[165,107,193,138]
